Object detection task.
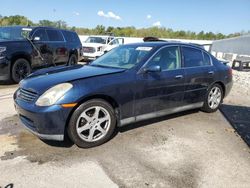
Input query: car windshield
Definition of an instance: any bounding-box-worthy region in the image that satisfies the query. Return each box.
[0,27,32,41]
[85,37,107,44]
[91,45,154,69]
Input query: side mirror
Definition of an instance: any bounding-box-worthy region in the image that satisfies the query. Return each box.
[143,65,161,73]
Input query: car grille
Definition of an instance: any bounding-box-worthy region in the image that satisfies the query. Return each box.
[18,88,38,102]
[82,47,95,53]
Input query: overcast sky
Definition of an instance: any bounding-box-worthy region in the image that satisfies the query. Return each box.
[1,0,250,34]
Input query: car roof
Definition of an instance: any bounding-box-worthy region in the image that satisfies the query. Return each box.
[125,41,205,50]
[0,26,76,33]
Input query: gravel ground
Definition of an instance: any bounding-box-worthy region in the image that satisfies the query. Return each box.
[0,69,249,188]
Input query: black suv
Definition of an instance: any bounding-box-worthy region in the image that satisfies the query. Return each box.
[0,26,82,83]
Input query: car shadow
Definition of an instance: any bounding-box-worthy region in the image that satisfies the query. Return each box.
[41,135,74,148]
[220,104,250,147]
[42,109,200,148]
[118,109,199,133]
[0,80,16,86]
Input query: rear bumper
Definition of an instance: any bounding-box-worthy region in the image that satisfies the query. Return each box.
[14,98,73,141]
[0,57,11,81]
[224,80,233,98]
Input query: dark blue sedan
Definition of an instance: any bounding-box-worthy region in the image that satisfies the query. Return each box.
[14,42,233,148]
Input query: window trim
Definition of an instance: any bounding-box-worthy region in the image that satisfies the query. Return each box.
[202,51,212,66]
[32,28,66,43]
[180,45,213,68]
[31,28,49,42]
[138,45,182,74]
[138,44,214,74]
[46,29,65,42]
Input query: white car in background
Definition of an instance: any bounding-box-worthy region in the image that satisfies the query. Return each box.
[82,35,124,61]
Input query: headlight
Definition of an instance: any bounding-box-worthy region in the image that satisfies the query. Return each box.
[36,83,73,106]
[0,46,6,53]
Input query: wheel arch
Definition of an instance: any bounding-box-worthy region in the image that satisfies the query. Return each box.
[68,49,78,59]
[10,54,32,71]
[213,81,226,98]
[64,94,120,138]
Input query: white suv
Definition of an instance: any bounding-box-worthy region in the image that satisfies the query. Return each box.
[82,35,124,61]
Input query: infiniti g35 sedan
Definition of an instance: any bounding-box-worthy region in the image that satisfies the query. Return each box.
[14,42,233,148]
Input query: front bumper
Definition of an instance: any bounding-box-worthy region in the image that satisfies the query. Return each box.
[14,98,73,141]
[82,51,104,61]
[0,57,11,81]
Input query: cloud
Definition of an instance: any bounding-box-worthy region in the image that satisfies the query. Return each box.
[73,11,80,16]
[152,21,161,27]
[147,14,152,19]
[97,10,121,20]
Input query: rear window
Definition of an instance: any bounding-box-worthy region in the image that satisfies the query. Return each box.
[46,30,64,41]
[203,52,211,66]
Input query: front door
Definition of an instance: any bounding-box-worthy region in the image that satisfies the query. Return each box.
[135,46,186,117]
[31,28,52,68]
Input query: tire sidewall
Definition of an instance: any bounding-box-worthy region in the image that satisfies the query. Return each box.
[67,99,116,148]
[12,58,31,83]
[202,84,223,113]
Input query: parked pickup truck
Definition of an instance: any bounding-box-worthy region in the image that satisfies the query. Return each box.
[82,35,124,61]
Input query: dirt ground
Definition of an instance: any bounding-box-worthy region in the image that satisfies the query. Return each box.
[0,70,249,188]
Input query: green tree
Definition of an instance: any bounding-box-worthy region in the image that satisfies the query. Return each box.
[95,25,106,35]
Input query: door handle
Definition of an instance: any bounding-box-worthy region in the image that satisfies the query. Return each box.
[208,71,214,75]
[175,75,184,79]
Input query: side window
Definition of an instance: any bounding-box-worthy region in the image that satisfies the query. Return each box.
[32,29,48,41]
[46,30,64,41]
[203,52,211,66]
[63,31,73,42]
[182,47,204,67]
[147,46,181,71]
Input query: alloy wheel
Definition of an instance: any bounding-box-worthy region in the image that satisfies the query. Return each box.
[208,86,222,109]
[76,106,111,142]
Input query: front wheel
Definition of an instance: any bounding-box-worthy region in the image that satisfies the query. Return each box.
[67,99,116,148]
[11,58,31,83]
[201,84,223,113]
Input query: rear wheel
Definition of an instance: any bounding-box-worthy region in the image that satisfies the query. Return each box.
[201,84,223,113]
[11,58,31,83]
[67,99,116,148]
[68,54,77,65]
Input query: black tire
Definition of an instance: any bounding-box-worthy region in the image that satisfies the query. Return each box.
[11,58,31,83]
[68,54,78,65]
[67,99,116,148]
[201,83,223,113]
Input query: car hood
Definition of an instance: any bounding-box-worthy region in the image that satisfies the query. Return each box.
[20,64,125,94]
[82,43,105,48]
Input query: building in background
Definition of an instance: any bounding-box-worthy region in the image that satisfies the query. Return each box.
[211,35,250,62]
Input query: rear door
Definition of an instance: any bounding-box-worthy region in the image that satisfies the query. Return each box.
[135,46,186,116]
[181,46,215,104]
[46,29,68,65]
